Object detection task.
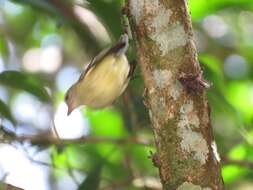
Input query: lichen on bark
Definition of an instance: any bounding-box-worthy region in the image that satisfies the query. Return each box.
[127,0,224,189]
[177,182,212,190]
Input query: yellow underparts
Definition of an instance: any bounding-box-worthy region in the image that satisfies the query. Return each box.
[76,54,129,108]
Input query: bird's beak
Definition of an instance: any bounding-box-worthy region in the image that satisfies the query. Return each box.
[67,106,74,116]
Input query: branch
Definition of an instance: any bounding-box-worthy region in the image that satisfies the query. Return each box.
[0,182,23,190]
[1,133,153,147]
[221,156,253,169]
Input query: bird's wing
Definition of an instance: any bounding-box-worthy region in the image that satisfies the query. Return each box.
[78,40,127,82]
[77,47,109,82]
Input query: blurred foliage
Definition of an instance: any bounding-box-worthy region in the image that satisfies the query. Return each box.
[86,0,124,39]
[10,0,102,53]
[189,0,253,20]
[0,35,8,58]
[0,71,50,102]
[0,98,15,124]
[0,0,252,190]
[77,164,102,190]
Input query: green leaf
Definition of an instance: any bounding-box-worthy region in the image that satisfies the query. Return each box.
[130,145,156,174]
[189,0,253,21]
[229,143,253,162]
[222,165,246,183]
[52,148,68,168]
[229,144,247,160]
[84,109,126,161]
[85,108,127,137]
[0,71,50,102]
[78,164,102,190]
[223,143,253,183]
[0,99,16,125]
[199,54,223,78]
[0,35,8,57]
[225,81,253,121]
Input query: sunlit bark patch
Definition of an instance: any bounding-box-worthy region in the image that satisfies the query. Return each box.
[130,0,189,55]
[177,182,212,190]
[153,69,172,89]
[177,101,208,165]
[179,101,200,128]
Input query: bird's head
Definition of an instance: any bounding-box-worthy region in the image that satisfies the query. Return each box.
[65,85,80,116]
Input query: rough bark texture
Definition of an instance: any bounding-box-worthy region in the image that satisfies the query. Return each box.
[126,0,224,190]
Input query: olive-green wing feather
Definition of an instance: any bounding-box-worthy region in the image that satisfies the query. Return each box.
[78,41,127,82]
[77,47,109,82]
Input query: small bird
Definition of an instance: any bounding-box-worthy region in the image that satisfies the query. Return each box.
[65,34,135,115]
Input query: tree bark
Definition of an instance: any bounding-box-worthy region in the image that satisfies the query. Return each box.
[126,0,224,189]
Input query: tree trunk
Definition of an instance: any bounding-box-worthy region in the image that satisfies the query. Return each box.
[126,0,224,189]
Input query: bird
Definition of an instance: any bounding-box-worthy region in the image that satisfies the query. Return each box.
[65,34,135,115]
